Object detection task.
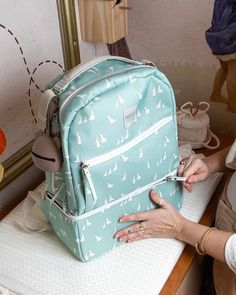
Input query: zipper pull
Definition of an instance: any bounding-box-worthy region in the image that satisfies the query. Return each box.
[81,162,98,202]
[81,162,89,174]
[166,175,188,182]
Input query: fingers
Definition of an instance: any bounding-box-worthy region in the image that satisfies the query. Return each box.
[119,190,169,224]
[183,181,193,192]
[114,221,150,242]
[119,211,149,223]
[178,156,193,175]
[183,159,207,182]
[149,189,169,209]
[178,156,208,190]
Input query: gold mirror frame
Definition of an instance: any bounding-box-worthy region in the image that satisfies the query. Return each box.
[0,0,80,191]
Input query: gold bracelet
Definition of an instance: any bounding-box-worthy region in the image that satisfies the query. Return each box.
[195,227,217,255]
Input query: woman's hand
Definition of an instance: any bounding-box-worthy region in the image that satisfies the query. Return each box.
[114,190,185,243]
[178,156,210,192]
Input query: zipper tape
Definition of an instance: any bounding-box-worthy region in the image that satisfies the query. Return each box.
[46,170,178,221]
[82,116,173,168]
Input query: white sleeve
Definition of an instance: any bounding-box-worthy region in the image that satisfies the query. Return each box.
[226,139,236,170]
[225,233,236,273]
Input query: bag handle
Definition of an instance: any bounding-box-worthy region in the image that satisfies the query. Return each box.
[183,128,220,150]
[180,101,210,117]
[201,128,220,150]
[37,89,57,132]
[53,55,142,94]
[22,190,50,234]
[37,56,143,132]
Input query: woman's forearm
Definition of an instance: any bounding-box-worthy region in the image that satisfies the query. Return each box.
[204,147,230,175]
[178,218,232,263]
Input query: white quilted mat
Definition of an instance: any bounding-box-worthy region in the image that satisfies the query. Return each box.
[0,173,222,295]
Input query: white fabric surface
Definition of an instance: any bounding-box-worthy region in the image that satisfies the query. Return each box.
[226,139,236,210]
[0,173,222,295]
[225,233,236,274]
[224,138,236,272]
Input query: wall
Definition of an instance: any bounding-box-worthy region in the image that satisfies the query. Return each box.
[126,0,236,136]
[0,0,64,162]
[0,0,63,212]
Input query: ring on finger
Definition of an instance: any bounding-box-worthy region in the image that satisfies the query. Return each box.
[139,222,145,233]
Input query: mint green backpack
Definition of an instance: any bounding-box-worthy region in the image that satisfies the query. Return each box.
[32,56,183,262]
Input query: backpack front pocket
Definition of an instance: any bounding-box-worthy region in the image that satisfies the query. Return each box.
[81,116,179,212]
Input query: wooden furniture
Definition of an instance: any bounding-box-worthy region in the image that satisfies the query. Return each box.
[160,133,235,295]
[79,0,128,44]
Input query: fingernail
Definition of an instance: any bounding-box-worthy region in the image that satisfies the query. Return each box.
[118,237,126,242]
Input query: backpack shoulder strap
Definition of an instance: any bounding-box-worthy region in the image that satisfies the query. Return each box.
[37,89,57,133]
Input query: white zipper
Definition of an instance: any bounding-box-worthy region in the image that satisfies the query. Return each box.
[59,65,148,125]
[81,115,173,202]
[46,170,181,221]
[82,165,98,203]
[81,115,173,169]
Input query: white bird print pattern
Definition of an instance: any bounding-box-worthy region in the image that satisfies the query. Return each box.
[165,136,170,143]
[96,138,101,148]
[75,155,80,163]
[115,95,124,107]
[137,92,143,100]
[136,173,142,181]
[139,148,143,158]
[113,162,118,172]
[153,87,157,96]
[137,202,141,210]
[144,107,150,114]
[106,79,112,89]
[122,173,127,181]
[99,133,107,143]
[156,100,162,109]
[76,234,85,243]
[106,115,116,125]
[77,133,82,145]
[121,155,128,162]
[95,235,102,242]
[96,134,107,147]
[157,85,164,94]
[107,183,114,189]
[129,76,137,83]
[108,195,114,202]
[89,110,95,121]
[87,250,95,258]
